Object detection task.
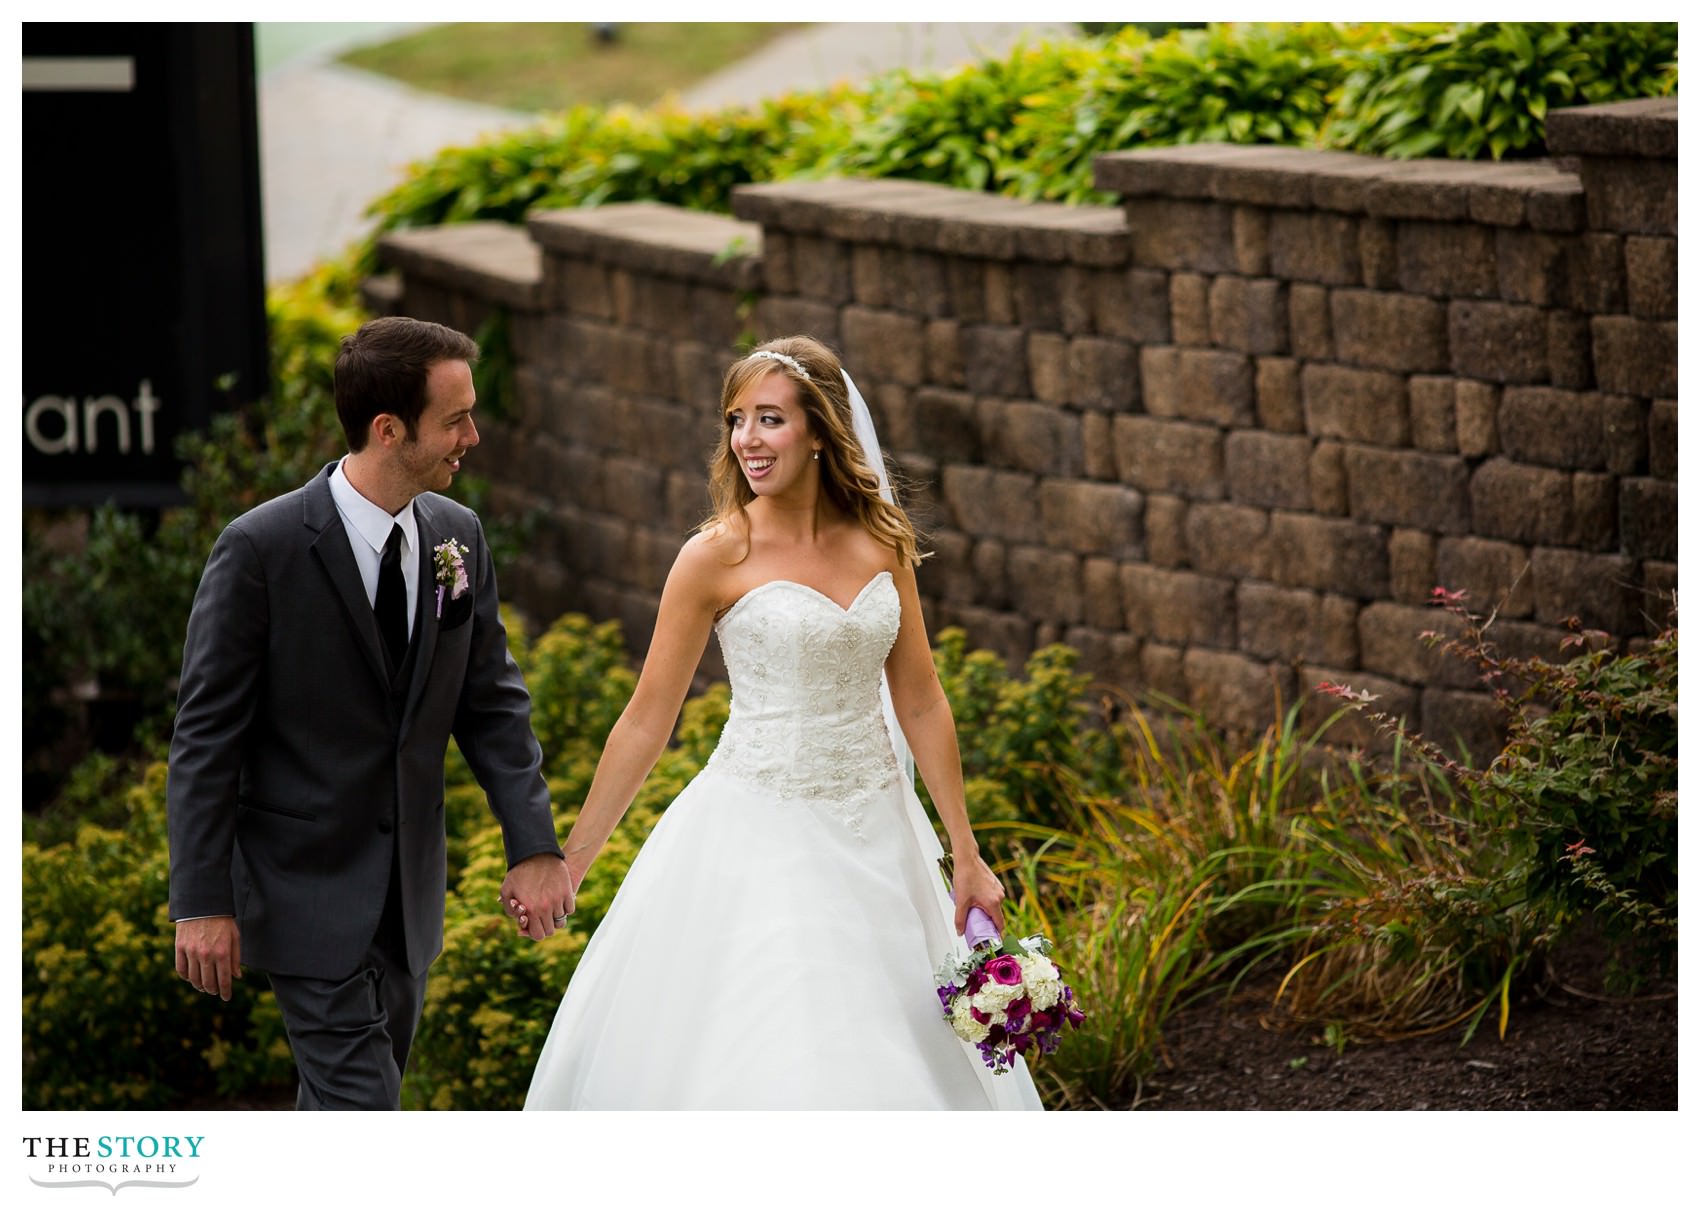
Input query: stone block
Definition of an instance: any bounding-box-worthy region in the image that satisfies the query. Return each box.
[1389,528,1437,605]
[1329,289,1449,373]
[1449,301,1549,384]
[1530,548,1640,635]
[840,305,926,385]
[1302,364,1410,446]
[1124,198,1237,272]
[1592,395,1646,477]
[665,471,710,535]
[1266,512,1389,598]
[1112,416,1225,500]
[754,295,840,346]
[1038,480,1143,558]
[1237,582,1359,666]
[1567,234,1627,314]
[917,529,975,605]
[1224,431,1312,511]
[1498,387,1611,470]
[939,465,1042,544]
[1121,566,1236,647]
[1310,441,1348,516]
[984,263,1017,325]
[1343,446,1471,533]
[890,248,952,318]
[792,234,852,302]
[1592,315,1677,399]
[912,387,981,463]
[1624,236,1676,320]
[1269,210,1361,285]
[1289,282,1332,359]
[968,538,1008,608]
[1397,221,1497,299]
[1358,601,1480,689]
[1422,689,1509,765]
[872,383,917,454]
[1208,276,1288,354]
[1234,206,1271,275]
[960,325,1031,397]
[1579,155,1677,235]
[1454,380,1499,457]
[1643,560,1677,632]
[851,244,887,307]
[1170,272,1211,346]
[1027,332,1071,405]
[1359,217,1398,289]
[673,340,727,413]
[1082,558,1125,630]
[1144,495,1189,568]
[1185,648,1294,737]
[982,400,1084,477]
[934,604,1034,672]
[1409,376,1457,452]
[1620,478,1676,562]
[1254,357,1304,433]
[945,259,988,324]
[1299,665,1419,754]
[1082,411,1117,482]
[1546,310,1594,391]
[1571,471,1617,553]
[601,454,667,527]
[1070,337,1140,411]
[1013,262,1065,331]
[1007,546,1084,624]
[1174,349,1255,426]
[555,260,615,319]
[1469,459,1574,546]
[1142,641,1189,704]
[1185,503,1270,580]
[1094,267,1172,344]
[1648,400,1676,480]
[1435,536,1534,619]
[1494,228,1570,307]
[926,319,966,389]
[1063,626,1143,698]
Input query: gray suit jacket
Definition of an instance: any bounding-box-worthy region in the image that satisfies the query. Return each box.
[167,464,560,980]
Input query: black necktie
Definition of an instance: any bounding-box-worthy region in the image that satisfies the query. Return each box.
[375,523,408,676]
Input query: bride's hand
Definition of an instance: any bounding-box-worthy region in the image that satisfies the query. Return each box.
[951,851,1006,936]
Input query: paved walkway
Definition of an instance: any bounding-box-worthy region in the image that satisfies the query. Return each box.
[259,21,1076,283]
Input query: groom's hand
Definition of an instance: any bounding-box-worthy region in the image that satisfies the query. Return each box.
[500,854,575,941]
[175,916,242,1001]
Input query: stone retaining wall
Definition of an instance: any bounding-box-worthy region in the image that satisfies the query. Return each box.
[369,97,1676,747]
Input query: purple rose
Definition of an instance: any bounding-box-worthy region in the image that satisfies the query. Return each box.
[1008,1033,1033,1054]
[969,1007,991,1026]
[986,956,1023,986]
[1030,1009,1054,1032]
[1006,996,1031,1020]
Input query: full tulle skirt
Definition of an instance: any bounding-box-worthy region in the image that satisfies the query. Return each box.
[524,765,1043,1110]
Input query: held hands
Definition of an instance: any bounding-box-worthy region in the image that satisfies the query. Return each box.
[951,850,1006,937]
[175,916,242,1001]
[499,853,576,940]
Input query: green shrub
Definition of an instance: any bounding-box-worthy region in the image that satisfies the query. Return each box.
[22,764,294,1109]
[363,22,1675,237]
[1325,22,1678,159]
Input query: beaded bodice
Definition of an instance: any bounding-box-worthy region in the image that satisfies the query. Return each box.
[702,572,903,836]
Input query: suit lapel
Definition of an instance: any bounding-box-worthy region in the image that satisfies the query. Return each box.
[304,466,392,693]
[400,495,445,735]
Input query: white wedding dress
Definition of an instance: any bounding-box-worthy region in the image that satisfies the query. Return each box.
[525,571,1044,1110]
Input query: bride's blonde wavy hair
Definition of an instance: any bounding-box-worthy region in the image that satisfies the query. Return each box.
[700,335,922,567]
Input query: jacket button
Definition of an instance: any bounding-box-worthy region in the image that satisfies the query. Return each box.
[377,817,393,834]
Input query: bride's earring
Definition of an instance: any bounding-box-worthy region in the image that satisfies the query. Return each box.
[812,450,820,460]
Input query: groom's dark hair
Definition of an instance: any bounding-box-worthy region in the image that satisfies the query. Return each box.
[334,316,480,450]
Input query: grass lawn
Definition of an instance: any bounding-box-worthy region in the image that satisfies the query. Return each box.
[340,22,807,112]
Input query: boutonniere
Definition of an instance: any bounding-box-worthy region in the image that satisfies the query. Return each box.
[432,538,471,618]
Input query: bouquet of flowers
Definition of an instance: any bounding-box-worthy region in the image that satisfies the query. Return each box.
[934,868,1085,1074]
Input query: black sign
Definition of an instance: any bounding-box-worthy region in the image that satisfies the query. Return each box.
[23,23,267,507]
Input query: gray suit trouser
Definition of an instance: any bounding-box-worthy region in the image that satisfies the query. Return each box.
[266,859,427,1111]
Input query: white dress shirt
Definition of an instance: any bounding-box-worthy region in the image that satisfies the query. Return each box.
[330,457,419,640]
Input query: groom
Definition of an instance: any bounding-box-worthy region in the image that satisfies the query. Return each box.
[168,315,574,1110]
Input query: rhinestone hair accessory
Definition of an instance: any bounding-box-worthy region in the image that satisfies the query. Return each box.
[745,349,810,380]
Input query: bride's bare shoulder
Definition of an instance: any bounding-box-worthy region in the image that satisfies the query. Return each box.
[666,524,746,595]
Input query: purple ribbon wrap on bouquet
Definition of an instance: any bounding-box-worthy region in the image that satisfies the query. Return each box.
[948,892,1001,950]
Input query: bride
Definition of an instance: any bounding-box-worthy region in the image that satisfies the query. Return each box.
[519,336,1043,1110]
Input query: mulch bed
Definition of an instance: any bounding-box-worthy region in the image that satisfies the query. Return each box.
[1132,928,1677,1111]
